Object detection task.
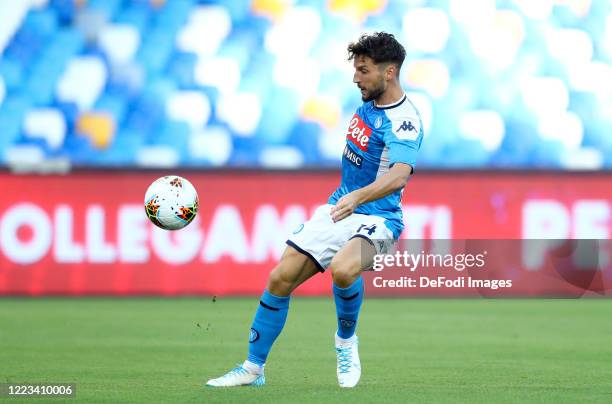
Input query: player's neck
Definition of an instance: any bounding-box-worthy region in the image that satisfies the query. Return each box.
[374,85,404,108]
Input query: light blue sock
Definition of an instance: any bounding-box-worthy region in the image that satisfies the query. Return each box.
[247,290,290,366]
[333,276,364,339]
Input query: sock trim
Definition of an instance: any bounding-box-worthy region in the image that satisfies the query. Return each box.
[333,276,364,294]
[247,354,266,367]
[259,300,280,311]
[338,291,360,301]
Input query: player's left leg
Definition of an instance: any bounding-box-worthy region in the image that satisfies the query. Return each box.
[205,246,320,387]
[329,237,376,388]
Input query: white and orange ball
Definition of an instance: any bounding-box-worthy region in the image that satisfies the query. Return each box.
[144,175,199,230]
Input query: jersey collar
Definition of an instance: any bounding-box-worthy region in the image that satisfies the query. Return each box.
[373,93,407,110]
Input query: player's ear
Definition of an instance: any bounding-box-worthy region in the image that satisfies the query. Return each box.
[385,64,395,80]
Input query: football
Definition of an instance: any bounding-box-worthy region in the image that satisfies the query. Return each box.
[144,175,199,230]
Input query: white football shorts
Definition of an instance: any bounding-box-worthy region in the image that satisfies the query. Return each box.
[286,204,395,272]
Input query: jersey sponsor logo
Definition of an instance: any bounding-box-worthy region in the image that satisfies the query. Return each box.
[343,145,362,168]
[396,120,416,133]
[346,114,372,151]
[394,119,420,141]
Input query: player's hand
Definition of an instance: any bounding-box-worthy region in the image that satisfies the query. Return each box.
[330,192,362,222]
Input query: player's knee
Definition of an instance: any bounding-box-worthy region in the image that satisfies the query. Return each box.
[267,255,303,295]
[266,267,292,296]
[267,247,314,295]
[330,258,360,288]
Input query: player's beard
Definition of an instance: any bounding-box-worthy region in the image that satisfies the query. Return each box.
[361,78,386,102]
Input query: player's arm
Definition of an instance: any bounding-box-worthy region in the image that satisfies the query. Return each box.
[332,111,423,222]
[330,163,412,222]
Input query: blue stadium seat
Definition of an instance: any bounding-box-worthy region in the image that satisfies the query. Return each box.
[136,28,174,75]
[54,101,79,129]
[87,0,123,19]
[167,51,198,88]
[230,136,263,166]
[24,71,56,107]
[95,93,129,124]
[1,93,31,125]
[217,33,253,72]
[124,75,174,136]
[216,0,252,23]
[5,27,45,67]
[605,148,612,169]
[529,140,564,168]
[93,129,144,165]
[150,120,190,160]
[62,132,97,165]
[256,88,300,145]
[0,58,24,91]
[0,0,610,169]
[115,5,152,36]
[0,111,22,159]
[154,0,195,33]
[286,121,324,165]
[51,28,85,58]
[23,8,58,38]
[50,0,79,23]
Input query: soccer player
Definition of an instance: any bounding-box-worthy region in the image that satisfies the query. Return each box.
[206,32,423,388]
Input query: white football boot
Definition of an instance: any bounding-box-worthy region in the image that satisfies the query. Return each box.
[335,333,361,388]
[205,363,265,387]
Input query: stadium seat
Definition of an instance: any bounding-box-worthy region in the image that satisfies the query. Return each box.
[99,128,144,165]
[0,0,609,168]
[23,108,67,150]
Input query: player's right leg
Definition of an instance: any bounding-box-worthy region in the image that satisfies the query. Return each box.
[205,246,319,387]
[329,215,393,388]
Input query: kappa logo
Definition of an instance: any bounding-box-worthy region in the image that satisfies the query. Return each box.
[396,120,416,133]
[249,328,260,343]
[346,114,372,151]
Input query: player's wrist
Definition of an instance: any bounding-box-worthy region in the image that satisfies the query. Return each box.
[353,189,368,205]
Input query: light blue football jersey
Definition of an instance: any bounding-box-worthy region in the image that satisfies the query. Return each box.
[328,93,424,239]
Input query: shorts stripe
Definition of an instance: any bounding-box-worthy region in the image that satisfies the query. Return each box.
[349,234,375,247]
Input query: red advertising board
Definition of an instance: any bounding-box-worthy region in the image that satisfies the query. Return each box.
[0,171,610,296]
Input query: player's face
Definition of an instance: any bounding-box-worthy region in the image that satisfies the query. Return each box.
[353,55,386,102]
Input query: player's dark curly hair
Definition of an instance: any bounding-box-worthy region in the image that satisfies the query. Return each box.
[347,32,406,73]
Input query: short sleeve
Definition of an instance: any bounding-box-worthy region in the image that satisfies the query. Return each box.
[383,114,423,169]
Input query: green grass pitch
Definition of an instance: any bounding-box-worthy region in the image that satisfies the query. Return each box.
[1,297,611,403]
